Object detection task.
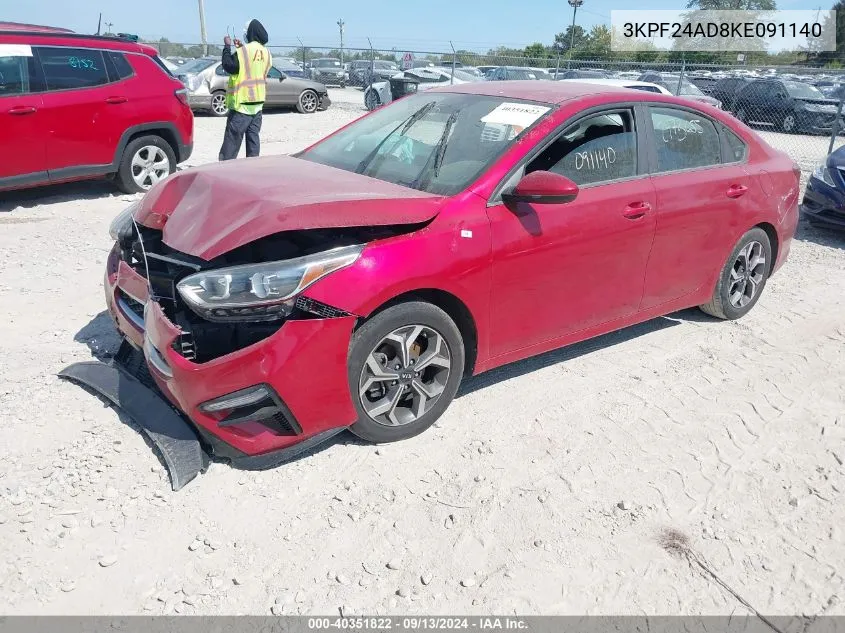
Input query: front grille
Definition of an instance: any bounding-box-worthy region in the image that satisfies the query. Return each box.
[295,296,349,319]
[114,340,157,391]
[261,411,297,436]
[118,290,145,321]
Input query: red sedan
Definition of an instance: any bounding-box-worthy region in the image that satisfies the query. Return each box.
[64,81,800,487]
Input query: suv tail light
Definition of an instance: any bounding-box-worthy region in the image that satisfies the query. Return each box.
[175,88,189,106]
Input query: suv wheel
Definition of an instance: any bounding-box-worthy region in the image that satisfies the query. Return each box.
[364,89,380,111]
[781,112,797,133]
[116,135,176,194]
[210,91,228,117]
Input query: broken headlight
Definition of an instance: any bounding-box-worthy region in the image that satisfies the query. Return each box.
[109,202,138,242]
[176,245,362,323]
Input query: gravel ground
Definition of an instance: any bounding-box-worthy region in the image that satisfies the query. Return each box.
[1,87,844,617]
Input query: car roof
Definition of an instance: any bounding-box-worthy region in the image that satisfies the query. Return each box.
[0,21,74,33]
[0,29,157,55]
[564,78,670,93]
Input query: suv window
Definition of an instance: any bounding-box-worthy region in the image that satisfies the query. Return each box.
[105,51,134,81]
[267,66,282,79]
[527,110,638,186]
[650,107,722,172]
[36,47,109,90]
[0,54,32,95]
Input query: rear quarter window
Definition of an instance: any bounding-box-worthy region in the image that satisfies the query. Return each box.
[720,125,748,163]
[105,51,134,80]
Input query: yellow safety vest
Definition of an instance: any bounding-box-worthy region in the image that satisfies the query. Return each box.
[227,41,272,115]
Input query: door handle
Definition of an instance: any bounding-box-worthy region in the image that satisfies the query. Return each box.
[8,106,36,115]
[105,96,128,104]
[726,184,749,199]
[622,201,651,220]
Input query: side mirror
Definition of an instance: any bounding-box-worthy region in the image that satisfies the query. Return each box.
[502,171,579,207]
[278,72,287,81]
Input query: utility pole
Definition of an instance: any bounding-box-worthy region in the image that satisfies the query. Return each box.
[105,21,113,35]
[337,19,345,65]
[197,0,208,56]
[568,0,584,60]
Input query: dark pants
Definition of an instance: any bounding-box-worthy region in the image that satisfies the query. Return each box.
[219,110,263,161]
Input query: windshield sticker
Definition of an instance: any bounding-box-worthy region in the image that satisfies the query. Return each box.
[0,44,33,57]
[481,103,550,133]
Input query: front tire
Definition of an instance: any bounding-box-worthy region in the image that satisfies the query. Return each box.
[348,301,465,444]
[781,112,797,133]
[296,89,319,114]
[115,135,176,194]
[700,227,772,320]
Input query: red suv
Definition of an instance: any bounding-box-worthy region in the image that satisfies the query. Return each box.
[0,24,193,194]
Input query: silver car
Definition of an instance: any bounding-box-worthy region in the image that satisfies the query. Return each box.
[176,57,331,116]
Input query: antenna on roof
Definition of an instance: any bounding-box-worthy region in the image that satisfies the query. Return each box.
[96,12,102,35]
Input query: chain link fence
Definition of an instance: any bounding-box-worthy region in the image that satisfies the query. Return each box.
[150,40,845,176]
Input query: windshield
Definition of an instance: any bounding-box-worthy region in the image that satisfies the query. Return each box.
[299,93,552,195]
[177,57,216,74]
[374,61,398,69]
[316,59,341,67]
[784,81,826,100]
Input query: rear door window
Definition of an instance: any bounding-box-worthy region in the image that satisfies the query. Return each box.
[35,47,109,90]
[0,54,30,95]
[649,107,722,172]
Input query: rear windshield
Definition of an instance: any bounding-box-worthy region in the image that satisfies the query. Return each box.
[176,57,216,74]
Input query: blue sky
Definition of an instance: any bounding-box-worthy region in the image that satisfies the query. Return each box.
[6,0,667,52]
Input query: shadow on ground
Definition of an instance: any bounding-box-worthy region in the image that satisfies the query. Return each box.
[0,180,121,212]
[794,216,845,251]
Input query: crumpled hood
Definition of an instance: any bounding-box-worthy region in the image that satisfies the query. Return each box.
[135,155,445,261]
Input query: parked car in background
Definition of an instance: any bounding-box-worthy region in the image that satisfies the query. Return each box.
[363,66,481,110]
[1,26,193,194]
[177,59,330,116]
[563,78,671,95]
[275,57,307,79]
[802,145,845,230]
[82,81,798,481]
[732,79,839,134]
[309,57,346,87]
[638,72,722,108]
[710,77,750,112]
[687,74,720,95]
[348,59,400,86]
[555,69,609,80]
[488,66,545,81]
[476,65,498,75]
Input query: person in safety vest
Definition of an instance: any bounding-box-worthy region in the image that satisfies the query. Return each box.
[218,19,272,161]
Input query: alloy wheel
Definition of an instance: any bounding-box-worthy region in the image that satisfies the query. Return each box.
[783,114,796,132]
[300,90,318,113]
[211,93,228,116]
[130,146,170,190]
[728,240,766,308]
[358,325,452,426]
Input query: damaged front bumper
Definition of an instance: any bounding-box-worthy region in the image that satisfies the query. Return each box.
[59,244,363,489]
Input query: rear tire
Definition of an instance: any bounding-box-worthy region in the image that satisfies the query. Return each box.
[348,302,464,444]
[210,91,228,117]
[364,89,380,111]
[115,135,176,194]
[699,227,772,320]
[780,112,797,133]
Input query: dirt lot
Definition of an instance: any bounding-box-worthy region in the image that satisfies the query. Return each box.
[1,88,844,617]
